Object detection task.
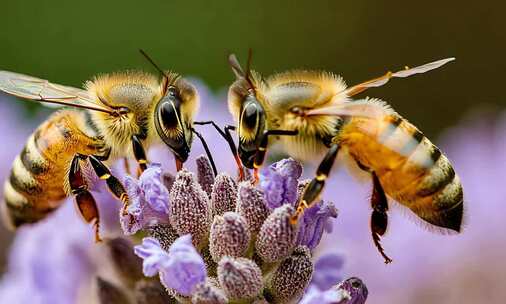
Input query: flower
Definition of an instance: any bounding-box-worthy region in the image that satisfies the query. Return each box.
[120,164,170,235]
[134,234,207,297]
[259,158,302,209]
[297,199,338,250]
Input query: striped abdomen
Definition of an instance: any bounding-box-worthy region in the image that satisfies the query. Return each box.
[2,110,100,228]
[342,114,464,232]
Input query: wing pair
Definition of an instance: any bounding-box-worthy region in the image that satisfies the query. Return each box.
[307,58,455,119]
[0,70,113,114]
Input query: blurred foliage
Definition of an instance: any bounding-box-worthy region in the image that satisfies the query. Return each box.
[0,0,504,136]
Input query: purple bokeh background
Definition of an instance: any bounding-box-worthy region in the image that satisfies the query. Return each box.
[0,82,505,303]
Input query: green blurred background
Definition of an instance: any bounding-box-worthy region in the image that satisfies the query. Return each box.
[1,0,504,134]
[0,0,504,301]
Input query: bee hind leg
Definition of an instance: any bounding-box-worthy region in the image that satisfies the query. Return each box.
[370,171,393,264]
[69,154,102,242]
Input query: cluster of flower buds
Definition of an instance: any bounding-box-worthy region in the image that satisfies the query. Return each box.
[98,156,366,303]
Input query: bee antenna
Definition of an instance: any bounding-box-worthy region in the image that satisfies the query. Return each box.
[140,49,171,94]
[139,49,167,77]
[245,48,255,88]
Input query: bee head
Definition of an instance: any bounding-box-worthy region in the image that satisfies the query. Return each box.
[238,95,266,168]
[154,76,199,163]
[227,52,267,169]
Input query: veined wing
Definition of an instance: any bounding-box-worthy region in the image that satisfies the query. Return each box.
[0,70,113,114]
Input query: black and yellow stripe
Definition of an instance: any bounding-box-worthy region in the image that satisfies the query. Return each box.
[377,114,464,232]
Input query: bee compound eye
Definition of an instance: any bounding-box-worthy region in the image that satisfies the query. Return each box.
[159,101,179,130]
[242,103,258,130]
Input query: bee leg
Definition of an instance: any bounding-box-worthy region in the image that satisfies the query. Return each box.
[88,155,129,215]
[370,171,393,264]
[291,144,340,224]
[132,135,148,173]
[191,127,218,176]
[194,121,246,179]
[253,129,299,183]
[69,155,102,242]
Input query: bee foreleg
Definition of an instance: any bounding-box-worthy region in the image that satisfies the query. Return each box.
[194,121,245,179]
[131,135,148,173]
[88,155,129,215]
[69,155,101,242]
[253,129,298,182]
[191,127,218,176]
[370,172,393,264]
[291,144,340,224]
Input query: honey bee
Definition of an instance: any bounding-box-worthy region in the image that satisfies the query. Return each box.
[0,52,216,241]
[227,53,463,263]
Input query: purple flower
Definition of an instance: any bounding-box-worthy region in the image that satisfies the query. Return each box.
[134,235,207,297]
[297,200,338,250]
[0,201,95,304]
[311,253,345,291]
[120,164,170,235]
[259,158,302,209]
[300,286,347,304]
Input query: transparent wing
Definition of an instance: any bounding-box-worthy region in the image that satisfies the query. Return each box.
[0,70,113,113]
[307,98,389,119]
[345,58,455,96]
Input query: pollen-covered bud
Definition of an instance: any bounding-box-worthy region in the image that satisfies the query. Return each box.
[134,280,177,304]
[196,155,215,197]
[217,257,263,300]
[265,246,314,303]
[236,181,270,235]
[192,277,228,304]
[106,238,143,285]
[210,173,237,217]
[146,224,180,251]
[336,277,368,304]
[96,277,129,304]
[209,212,251,262]
[169,169,211,247]
[256,204,299,263]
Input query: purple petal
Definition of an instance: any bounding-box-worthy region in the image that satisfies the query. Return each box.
[259,158,302,209]
[311,253,345,290]
[134,237,170,277]
[160,234,207,296]
[139,164,170,214]
[297,201,338,250]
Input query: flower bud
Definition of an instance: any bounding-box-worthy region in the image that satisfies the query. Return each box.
[209,212,250,262]
[196,155,215,197]
[266,246,314,303]
[336,277,368,304]
[169,169,211,247]
[210,173,237,217]
[217,257,263,300]
[236,181,270,235]
[146,224,179,251]
[191,277,228,304]
[256,204,299,263]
